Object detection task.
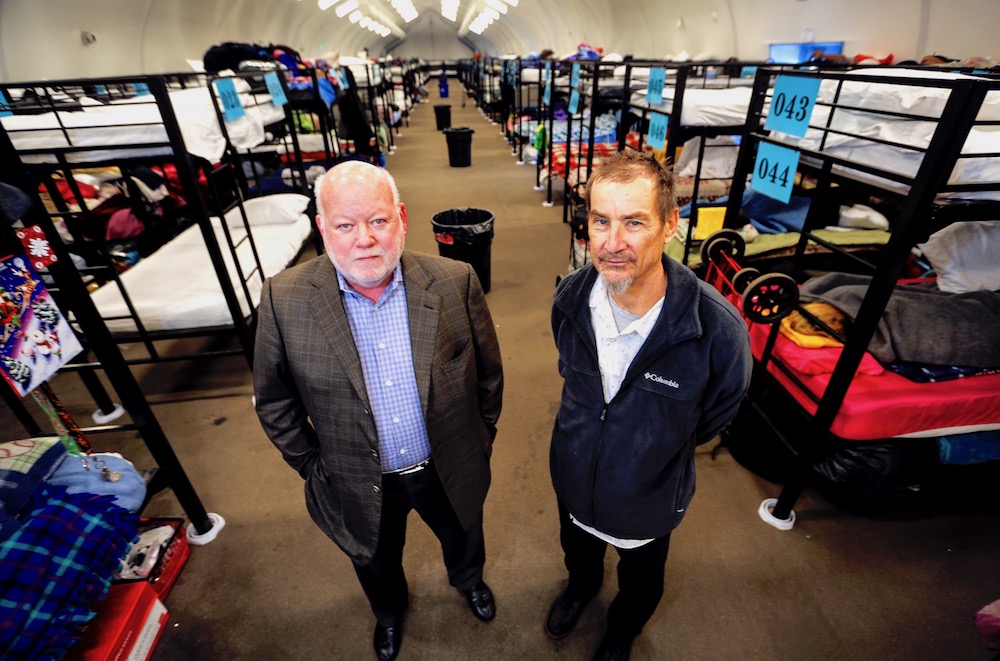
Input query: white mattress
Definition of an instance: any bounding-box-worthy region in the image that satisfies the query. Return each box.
[89,212,312,333]
[769,87,1000,198]
[2,84,287,164]
[629,86,754,127]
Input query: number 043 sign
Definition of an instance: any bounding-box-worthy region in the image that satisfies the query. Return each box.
[751,141,800,203]
[764,75,821,138]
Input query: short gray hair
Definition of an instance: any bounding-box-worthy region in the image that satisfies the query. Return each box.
[314,160,401,221]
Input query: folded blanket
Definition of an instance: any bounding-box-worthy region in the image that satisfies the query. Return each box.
[0,438,67,538]
[799,273,1000,367]
[0,483,138,660]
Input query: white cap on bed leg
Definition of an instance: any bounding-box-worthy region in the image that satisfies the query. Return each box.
[758,498,796,530]
[92,403,125,425]
[186,512,226,545]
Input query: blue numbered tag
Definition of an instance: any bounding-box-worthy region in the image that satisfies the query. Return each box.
[751,141,800,203]
[544,61,552,82]
[740,66,758,79]
[570,63,580,89]
[94,84,107,96]
[765,75,821,138]
[264,72,288,107]
[543,81,552,105]
[338,68,351,90]
[0,90,11,117]
[133,82,151,96]
[647,112,669,150]
[569,89,580,115]
[646,68,666,105]
[215,77,245,122]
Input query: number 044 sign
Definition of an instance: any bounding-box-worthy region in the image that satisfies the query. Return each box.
[750,141,800,203]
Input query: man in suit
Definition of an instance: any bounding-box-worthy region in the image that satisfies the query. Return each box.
[253,160,503,661]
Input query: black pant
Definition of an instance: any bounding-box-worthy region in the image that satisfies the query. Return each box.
[558,501,672,640]
[354,461,486,626]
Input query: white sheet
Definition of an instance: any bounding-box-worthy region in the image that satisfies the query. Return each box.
[2,84,287,164]
[89,212,312,333]
[629,86,753,127]
[771,102,1000,195]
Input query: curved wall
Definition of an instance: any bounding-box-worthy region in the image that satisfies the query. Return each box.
[1,0,997,82]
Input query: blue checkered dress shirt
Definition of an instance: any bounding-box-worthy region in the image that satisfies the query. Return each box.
[338,265,432,472]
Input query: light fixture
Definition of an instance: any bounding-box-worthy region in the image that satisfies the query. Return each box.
[335,0,359,17]
[389,0,419,23]
[349,9,363,22]
[483,0,507,14]
[359,16,372,27]
[503,0,517,5]
[441,0,459,21]
[317,0,341,10]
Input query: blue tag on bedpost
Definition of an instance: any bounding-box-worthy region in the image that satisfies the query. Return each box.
[569,89,580,115]
[338,68,350,90]
[215,77,245,121]
[264,72,288,107]
[133,82,151,96]
[740,66,758,79]
[570,63,581,89]
[750,141,800,203]
[543,81,551,105]
[647,112,668,150]
[0,90,11,117]
[544,61,552,82]
[764,75,821,138]
[646,68,666,105]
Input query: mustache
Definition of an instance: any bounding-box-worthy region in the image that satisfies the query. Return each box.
[596,251,635,263]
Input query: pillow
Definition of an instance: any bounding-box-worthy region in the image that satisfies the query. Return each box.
[224,193,310,229]
[918,220,1000,293]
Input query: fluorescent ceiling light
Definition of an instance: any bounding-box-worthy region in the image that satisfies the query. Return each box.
[359,16,371,27]
[317,0,341,10]
[349,9,363,22]
[503,0,517,5]
[335,0,359,17]
[484,0,507,14]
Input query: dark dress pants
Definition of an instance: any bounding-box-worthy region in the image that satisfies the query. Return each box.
[558,501,672,641]
[354,461,486,626]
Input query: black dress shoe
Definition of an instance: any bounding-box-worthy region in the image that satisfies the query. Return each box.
[462,580,496,622]
[373,620,402,661]
[592,634,634,661]
[544,589,593,640]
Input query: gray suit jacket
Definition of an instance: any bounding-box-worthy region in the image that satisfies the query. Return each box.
[253,250,503,564]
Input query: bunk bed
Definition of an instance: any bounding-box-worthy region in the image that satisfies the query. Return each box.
[0,72,316,372]
[534,58,762,270]
[0,183,221,658]
[622,61,763,266]
[708,67,1000,530]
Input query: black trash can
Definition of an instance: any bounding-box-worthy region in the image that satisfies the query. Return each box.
[443,127,474,167]
[433,104,452,131]
[431,208,494,293]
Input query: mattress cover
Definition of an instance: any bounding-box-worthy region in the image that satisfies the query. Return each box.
[2,84,286,164]
[630,86,754,126]
[88,212,312,333]
[749,323,1000,440]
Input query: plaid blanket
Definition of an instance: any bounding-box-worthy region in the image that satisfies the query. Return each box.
[0,483,138,660]
[0,438,68,541]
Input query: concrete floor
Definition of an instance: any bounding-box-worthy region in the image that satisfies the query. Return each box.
[4,84,1000,661]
